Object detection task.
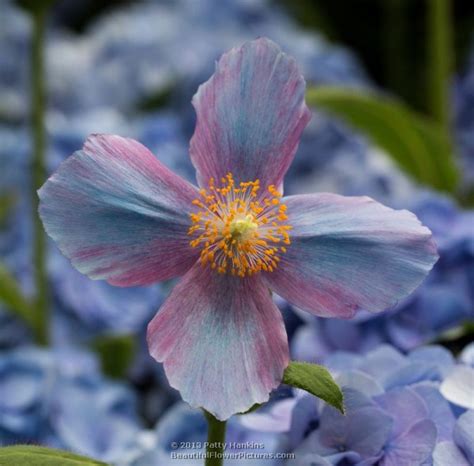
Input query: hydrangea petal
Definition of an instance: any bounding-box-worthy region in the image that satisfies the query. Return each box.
[433,441,470,466]
[189,37,311,188]
[147,263,289,420]
[413,383,456,442]
[375,387,429,439]
[265,193,438,318]
[381,419,437,466]
[454,410,474,464]
[440,366,474,409]
[240,398,297,433]
[39,134,199,286]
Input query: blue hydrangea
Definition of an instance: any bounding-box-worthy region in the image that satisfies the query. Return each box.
[0,346,142,462]
[433,410,474,466]
[116,402,284,466]
[241,344,473,466]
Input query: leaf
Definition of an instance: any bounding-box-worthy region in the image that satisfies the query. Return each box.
[0,263,35,327]
[283,361,344,414]
[92,334,137,379]
[306,86,459,192]
[0,445,107,466]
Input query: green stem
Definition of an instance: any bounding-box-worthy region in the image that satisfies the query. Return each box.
[426,0,453,131]
[31,8,49,345]
[204,411,227,466]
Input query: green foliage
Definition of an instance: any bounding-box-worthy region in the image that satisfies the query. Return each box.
[0,445,107,466]
[306,86,459,192]
[283,361,344,414]
[0,263,35,328]
[92,334,137,379]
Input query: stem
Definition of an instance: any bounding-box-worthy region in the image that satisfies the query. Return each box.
[31,8,49,345]
[204,411,227,466]
[426,0,453,131]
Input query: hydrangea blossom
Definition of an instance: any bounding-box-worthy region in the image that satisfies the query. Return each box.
[39,38,437,420]
[116,402,284,466]
[242,344,473,466]
[0,346,141,462]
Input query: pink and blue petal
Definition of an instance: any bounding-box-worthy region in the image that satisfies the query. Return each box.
[39,134,199,286]
[265,193,438,318]
[147,263,289,420]
[190,37,311,189]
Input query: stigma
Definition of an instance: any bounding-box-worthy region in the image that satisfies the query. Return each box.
[188,173,292,277]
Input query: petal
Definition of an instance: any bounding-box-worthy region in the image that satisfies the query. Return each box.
[318,391,392,458]
[147,264,289,420]
[433,442,470,466]
[440,366,474,409]
[39,134,199,286]
[454,410,474,464]
[265,194,438,318]
[190,37,311,188]
[240,398,297,433]
[412,383,456,442]
[381,419,437,466]
[375,387,428,439]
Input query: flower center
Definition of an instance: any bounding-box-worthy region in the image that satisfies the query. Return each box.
[188,173,292,277]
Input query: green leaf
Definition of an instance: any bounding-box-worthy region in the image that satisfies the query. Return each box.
[306,86,459,192]
[0,263,35,328]
[92,334,137,379]
[0,445,107,465]
[283,361,344,414]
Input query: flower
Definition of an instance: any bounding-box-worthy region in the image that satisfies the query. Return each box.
[38,38,438,420]
[243,344,471,466]
[0,346,141,462]
[291,193,474,359]
[433,410,474,466]
[117,402,283,466]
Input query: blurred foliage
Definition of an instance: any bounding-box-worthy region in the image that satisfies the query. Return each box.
[92,333,137,379]
[136,83,175,114]
[0,263,36,330]
[307,86,459,192]
[278,0,474,117]
[0,445,106,466]
[436,322,474,355]
[50,0,135,32]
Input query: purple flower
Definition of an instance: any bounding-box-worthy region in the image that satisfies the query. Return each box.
[120,402,284,466]
[0,345,141,462]
[244,344,467,466]
[433,410,474,466]
[38,38,438,420]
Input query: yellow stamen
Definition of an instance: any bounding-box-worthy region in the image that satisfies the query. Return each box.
[187,173,291,277]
